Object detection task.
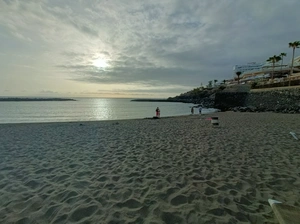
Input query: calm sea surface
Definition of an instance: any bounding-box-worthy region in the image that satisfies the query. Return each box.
[0,98,196,124]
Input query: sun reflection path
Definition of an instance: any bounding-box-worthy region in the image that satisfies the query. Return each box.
[91,98,112,120]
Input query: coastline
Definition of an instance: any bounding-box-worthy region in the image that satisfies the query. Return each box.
[0,114,191,125]
[0,112,299,223]
[0,98,196,124]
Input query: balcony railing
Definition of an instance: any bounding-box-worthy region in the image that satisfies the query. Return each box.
[251,75,300,89]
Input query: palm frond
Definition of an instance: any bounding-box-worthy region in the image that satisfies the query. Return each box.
[289,41,300,48]
[280,52,287,57]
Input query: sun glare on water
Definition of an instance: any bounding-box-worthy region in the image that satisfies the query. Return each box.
[92,57,109,69]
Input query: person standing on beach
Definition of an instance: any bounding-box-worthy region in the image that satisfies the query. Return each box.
[191,107,194,115]
[199,106,202,114]
[156,107,160,117]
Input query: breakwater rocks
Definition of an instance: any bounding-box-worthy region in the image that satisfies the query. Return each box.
[215,88,300,113]
[214,92,248,111]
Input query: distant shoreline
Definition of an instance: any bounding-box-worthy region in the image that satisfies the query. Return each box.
[0,98,76,102]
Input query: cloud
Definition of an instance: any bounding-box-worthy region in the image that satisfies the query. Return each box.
[40,90,59,94]
[9,64,43,71]
[1,0,300,97]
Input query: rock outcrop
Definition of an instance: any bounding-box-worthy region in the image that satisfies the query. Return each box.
[214,87,300,113]
[168,85,300,114]
[246,88,300,113]
[167,87,222,108]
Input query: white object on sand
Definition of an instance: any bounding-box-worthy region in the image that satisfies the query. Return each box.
[268,199,282,206]
[268,199,300,224]
[290,132,298,140]
[211,117,219,126]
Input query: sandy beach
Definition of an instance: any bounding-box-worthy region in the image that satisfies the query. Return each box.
[0,112,300,224]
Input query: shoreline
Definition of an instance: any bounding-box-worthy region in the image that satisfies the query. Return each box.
[0,110,295,125]
[0,114,197,126]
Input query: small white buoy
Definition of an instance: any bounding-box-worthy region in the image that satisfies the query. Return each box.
[211,117,219,126]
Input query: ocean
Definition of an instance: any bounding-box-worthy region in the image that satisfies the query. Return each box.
[0,98,197,124]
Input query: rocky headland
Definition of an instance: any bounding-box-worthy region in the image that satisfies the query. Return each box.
[167,85,300,114]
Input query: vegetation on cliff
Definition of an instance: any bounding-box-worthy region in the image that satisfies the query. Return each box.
[167,86,226,106]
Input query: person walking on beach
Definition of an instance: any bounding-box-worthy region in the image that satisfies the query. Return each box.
[191,107,194,115]
[156,107,160,117]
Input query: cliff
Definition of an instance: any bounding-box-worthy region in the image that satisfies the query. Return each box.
[167,85,300,113]
[167,87,224,107]
[214,87,300,113]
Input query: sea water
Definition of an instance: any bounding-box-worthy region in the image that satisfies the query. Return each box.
[0,98,197,124]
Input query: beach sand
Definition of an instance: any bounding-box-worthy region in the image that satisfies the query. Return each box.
[0,112,299,224]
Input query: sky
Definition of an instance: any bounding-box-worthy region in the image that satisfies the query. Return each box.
[0,0,300,98]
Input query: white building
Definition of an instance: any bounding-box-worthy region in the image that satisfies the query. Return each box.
[293,55,300,67]
[234,56,300,80]
[233,62,264,74]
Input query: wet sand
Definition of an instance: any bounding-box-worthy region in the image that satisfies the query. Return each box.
[0,112,299,223]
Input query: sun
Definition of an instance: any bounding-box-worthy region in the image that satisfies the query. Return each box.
[92,58,109,69]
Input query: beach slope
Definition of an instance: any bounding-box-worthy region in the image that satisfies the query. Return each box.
[0,112,299,223]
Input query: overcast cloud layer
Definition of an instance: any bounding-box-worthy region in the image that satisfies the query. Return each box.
[1,0,300,98]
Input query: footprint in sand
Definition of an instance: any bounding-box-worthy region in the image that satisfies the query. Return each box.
[234,195,252,206]
[45,204,61,220]
[15,217,31,224]
[170,195,188,206]
[69,205,98,222]
[166,187,180,196]
[192,175,205,181]
[229,189,238,196]
[206,181,218,187]
[116,198,142,210]
[204,187,218,196]
[161,212,184,224]
[35,168,48,174]
[187,191,201,203]
[53,174,69,183]
[52,214,68,223]
[207,208,226,216]
[112,176,120,182]
[58,190,78,202]
[97,176,108,182]
[24,180,40,189]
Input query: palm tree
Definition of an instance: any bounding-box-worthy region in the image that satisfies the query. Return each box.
[235,72,242,84]
[279,52,287,76]
[214,79,218,87]
[288,41,300,86]
[266,55,281,81]
[208,80,213,88]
